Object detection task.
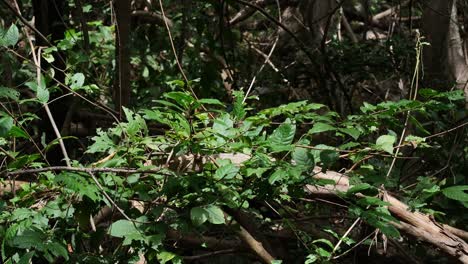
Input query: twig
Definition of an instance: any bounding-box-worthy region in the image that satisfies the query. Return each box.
[236,224,275,263]
[5,166,166,176]
[16,1,71,167]
[182,249,237,260]
[372,0,411,22]
[87,171,133,222]
[0,0,66,64]
[243,0,281,103]
[157,0,197,99]
[425,121,468,139]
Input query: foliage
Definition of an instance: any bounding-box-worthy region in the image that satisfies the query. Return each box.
[0,1,467,263]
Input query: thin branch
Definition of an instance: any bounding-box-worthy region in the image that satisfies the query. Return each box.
[243,0,281,103]
[0,0,66,64]
[16,0,71,167]
[157,0,198,100]
[4,166,166,176]
[236,224,275,263]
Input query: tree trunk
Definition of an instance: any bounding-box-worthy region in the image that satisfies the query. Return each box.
[422,0,468,107]
[114,0,131,118]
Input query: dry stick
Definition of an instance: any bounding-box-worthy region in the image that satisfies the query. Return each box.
[87,171,133,222]
[243,0,281,103]
[16,2,71,167]
[5,166,166,176]
[331,217,361,255]
[1,0,65,64]
[7,48,121,125]
[372,0,411,22]
[158,0,198,100]
[236,224,275,263]
[384,31,423,180]
[34,47,71,167]
[6,0,121,125]
[341,14,358,43]
[308,169,468,263]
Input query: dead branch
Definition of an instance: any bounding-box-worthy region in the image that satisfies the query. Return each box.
[132,10,173,28]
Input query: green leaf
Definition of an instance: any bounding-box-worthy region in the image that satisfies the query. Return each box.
[269,169,285,184]
[17,251,35,264]
[157,251,178,264]
[0,24,19,47]
[312,238,334,249]
[214,163,239,180]
[197,98,224,106]
[376,135,396,154]
[0,116,13,137]
[357,196,390,206]
[190,207,208,226]
[232,90,246,120]
[36,79,49,104]
[109,220,140,242]
[11,228,46,249]
[378,224,400,238]
[292,146,314,168]
[309,123,335,134]
[338,127,360,140]
[0,86,20,101]
[54,172,100,201]
[320,149,339,167]
[213,113,236,138]
[268,119,296,152]
[164,91,194,110]
[68,73,85,90]
[9,126,29,139]
[86,129,116,154]
[191,206,225,225]
[347,183,372,195]
[204,205,225,224]
[442,186,468,202]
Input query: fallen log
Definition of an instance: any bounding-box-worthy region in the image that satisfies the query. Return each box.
[3,156,468,262]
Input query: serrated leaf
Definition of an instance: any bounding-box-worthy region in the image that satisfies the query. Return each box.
[1,24,19,47]
[86,129,115,154]
[204,205,225,224]
[347,183,372,195]
[17,251,35,264]
[0,116,13,137]
[36,79,49,104]
[357,196,389,206]
[292,146,314,168]
[0,86,20,101]
[378,223,400,238]
[214,163,239,180]
[9,126,29,139]
[232,90,246,120]
[11,228,46,248]
[68,73,85,90]
[269,169,285,184]
[190,207,208,226]
[164,91,194,110]
[268,119,295,152]
[442,186,468,202]
[309,123,335,134]
[312,238,334,249]
[109,220,139,238]
[197,98,224,106]
[376,135,396,154]
[320,149,339,167]
[339,127,360,140]
[157,251,177,264]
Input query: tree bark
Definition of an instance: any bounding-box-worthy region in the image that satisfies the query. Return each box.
[422,0,468,107]
[114,0,131,118]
